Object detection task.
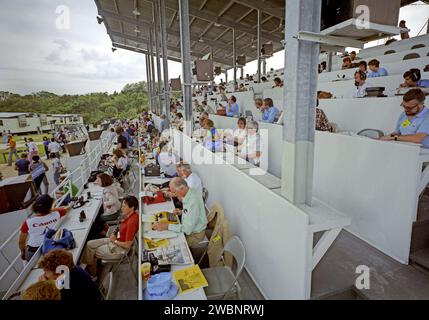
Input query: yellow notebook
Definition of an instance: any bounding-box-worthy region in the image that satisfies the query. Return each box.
[144,237,170,251]
[173,265,208,295]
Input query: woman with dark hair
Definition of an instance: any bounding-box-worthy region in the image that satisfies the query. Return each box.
[111,149,128,178]
[89,173,122,239]
[18,194,70,261]
[80,196,139,279]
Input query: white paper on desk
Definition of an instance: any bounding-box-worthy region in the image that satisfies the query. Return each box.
[145,230,178,239]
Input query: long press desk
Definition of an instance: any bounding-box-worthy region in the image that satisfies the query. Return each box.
[15,183,103,293]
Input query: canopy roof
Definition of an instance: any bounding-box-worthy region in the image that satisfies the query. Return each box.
[95,0,423,69]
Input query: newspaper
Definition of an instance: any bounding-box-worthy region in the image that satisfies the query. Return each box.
[173,265,208,295]
[152,243,193,265]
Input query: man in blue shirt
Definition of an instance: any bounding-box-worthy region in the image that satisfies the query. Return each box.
[368,59,388,78]
[261,98,280,123]
[225,96,240,117]
[380,89,429,147]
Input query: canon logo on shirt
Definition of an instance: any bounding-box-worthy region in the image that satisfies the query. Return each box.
[32,218,58,228]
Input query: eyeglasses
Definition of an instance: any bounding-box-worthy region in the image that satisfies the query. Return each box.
[401,102,420,110]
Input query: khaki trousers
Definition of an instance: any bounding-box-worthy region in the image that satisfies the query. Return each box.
[186,230,206,247]
[80,238,127,276]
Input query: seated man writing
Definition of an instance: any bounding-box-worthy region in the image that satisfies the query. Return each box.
[154,177,208,247]
[380,89,429,147]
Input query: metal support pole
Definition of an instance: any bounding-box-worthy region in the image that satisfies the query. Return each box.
[232,28,237,89]
[281,0,321,208]
[225,69,228,83]
[179,0,193,136]
[210,47,214,59]
[240,67,244,79]
[326,52,333,72]
[159,0,170,122]
[257,9,262,83]
[153,2,162,115]
[148,30,156,112]
[145,52,153,112]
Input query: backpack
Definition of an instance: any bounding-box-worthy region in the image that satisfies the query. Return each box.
[42,228,76,255]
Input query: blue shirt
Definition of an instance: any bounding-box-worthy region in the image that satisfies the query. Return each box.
[368,67,388,78]
[262,106,280,123]
[226,102,239,117]
[417,79,429,88]
[395,107,429,148]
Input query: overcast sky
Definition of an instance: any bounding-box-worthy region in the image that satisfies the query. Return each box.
[1,0,429,95]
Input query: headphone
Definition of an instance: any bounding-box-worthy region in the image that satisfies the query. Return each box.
[356,70,367,81]
[410,69,420,82]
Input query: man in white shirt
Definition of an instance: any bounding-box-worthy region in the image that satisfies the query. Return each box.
[352,70,370,98]
[48,138,61,158]
[176,162,203,196]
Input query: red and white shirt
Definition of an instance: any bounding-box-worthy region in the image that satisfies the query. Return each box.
[21,208,67,247]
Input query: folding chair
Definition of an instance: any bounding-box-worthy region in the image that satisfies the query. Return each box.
[201,236,245,300]
[99,271,114,300]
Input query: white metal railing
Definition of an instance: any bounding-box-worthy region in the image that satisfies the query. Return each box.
[0,131,112,299]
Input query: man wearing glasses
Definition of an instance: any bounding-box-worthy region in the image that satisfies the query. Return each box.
[380,89,429,147]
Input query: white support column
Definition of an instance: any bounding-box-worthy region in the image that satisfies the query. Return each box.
[179,0,193,136]
[281,0,321,206]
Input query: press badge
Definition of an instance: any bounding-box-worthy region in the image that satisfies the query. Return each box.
[402,119,411,127]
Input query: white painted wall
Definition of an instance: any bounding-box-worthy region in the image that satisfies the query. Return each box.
[172,130,312,299]
[313,132,420,263]
[208,114,421,263]
[318,96,429,134]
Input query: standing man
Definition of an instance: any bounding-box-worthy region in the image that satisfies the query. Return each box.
[7,134,18,166]
[48,138,61,159]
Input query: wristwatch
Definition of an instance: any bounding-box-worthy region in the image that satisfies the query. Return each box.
[390,134,399,141]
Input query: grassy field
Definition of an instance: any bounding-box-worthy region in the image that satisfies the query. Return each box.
[0,133,49,164]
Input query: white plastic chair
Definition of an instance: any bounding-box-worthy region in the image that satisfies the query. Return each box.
[201,236,246,300]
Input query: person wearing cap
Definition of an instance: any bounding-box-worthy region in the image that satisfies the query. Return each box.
[154,178,207,247]
[18,195,71,262]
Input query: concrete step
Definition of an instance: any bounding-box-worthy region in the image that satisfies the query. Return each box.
[410,220,429,254]
[410,248,429,271]
[312,286,368,300]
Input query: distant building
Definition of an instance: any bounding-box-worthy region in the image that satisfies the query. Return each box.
[0,112,84,134]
